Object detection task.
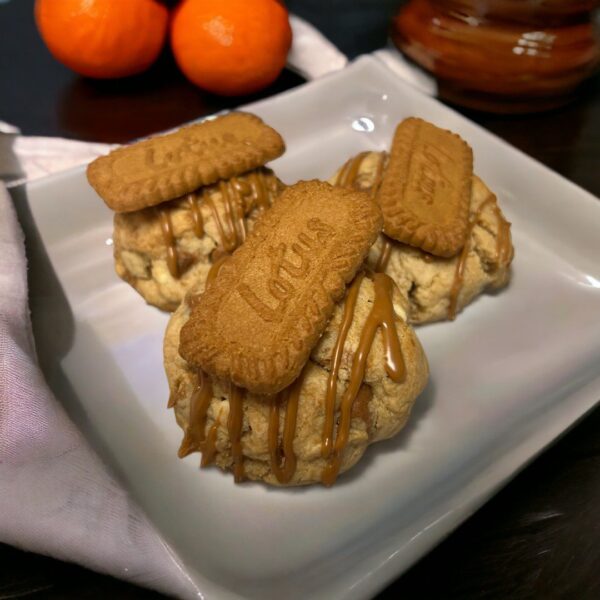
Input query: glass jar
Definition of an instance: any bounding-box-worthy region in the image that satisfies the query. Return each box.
[392,0,600,112]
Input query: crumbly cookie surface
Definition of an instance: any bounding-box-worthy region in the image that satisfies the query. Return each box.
[178,180,383,395]
[113,167,283,311]
[165,275,429,486]
[330,152,513,323]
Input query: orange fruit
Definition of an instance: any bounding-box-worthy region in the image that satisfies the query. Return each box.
[35,0,169,79]
[171,0,292,96]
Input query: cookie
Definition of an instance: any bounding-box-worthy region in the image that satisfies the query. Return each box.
[87,112,285,212]
[179,180,383,395]
[333,150,388,195]
[377,118,473,257]
[330,151,513,323]
[165,272,429,486]
[113,167,283,311]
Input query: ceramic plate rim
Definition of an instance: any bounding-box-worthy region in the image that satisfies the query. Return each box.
[21,54,600,600]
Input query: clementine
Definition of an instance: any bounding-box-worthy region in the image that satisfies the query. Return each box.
[170,0,292,96]
[35,0,169,79]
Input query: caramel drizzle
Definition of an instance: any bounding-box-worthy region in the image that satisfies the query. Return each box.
[335,152,393,273]
[371,151,386,197]
[158,208,179,278]
[176,371,244,477]
[448,195,512,320]
[374,238,393,273]
[227,383,245,483]
[206,253,229,287]
[177,370,213,456]
[322,272,365,458]
[268,369,304,484]
[336,152,369,187]
[248,171,274,210]
[187,193,204,237]
[201,182,239,254]
[321,273,406,486]
[200,416,220,467]
[496,209,513,266]
[175,272,406,486]
[158,171,275,279]
[335,151,386,198]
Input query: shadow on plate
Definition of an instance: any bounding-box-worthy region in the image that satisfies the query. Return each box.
[11,184,75,362]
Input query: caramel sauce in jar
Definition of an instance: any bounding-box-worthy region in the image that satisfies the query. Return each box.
[393,0,600,112]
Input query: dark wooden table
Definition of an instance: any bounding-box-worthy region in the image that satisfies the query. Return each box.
[1,1,599,598]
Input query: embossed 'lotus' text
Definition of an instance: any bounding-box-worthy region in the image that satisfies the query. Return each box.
[144,134,240,170]
[413,144,454,206]
[377,117,472,257]
[237,218,335,322]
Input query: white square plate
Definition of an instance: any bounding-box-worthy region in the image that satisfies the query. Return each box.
[17,56,600,599]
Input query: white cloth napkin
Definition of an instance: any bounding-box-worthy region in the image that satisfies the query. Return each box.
[0,15,433,597]
[0,182,200,598]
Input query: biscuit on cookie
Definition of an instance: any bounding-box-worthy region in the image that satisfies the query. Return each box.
[165,271,429,486]
[87,112,285,213]
[87,111,287,312]
[179,180,383,395]
[377,118,473,257]
[330,151,513,323]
